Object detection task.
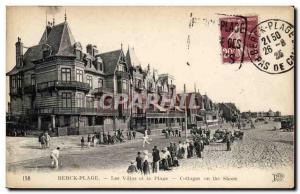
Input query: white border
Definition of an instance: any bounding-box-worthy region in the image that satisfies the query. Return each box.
[0,0,298,193]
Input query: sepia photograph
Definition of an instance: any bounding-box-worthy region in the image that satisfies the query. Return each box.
[5,6,295,189]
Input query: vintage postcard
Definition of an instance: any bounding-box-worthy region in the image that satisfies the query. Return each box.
[6,6,295,189]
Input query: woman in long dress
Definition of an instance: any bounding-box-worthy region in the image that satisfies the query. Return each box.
[182,142,188,159]
[177,141,183,159]
[142,150,151,175]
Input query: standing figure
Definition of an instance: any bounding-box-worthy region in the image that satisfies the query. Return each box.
[182,142,188,159]
[50,147,60,169]
[188,141,194,158]
[142,150,150,175]
[136,152,143,173]
[142,134,150,147]
[38,133,43,148]
[107,132,112,144]
[194,140,202,158]
[132,131,136,139]
[160,148,170,171]
[226,133,231,151]
[93,134,97,147]
[103,133,108,144]
[177,141,183,159]
[152,146,160,173]
[40,134,46,149]
[80,136,85,149]
[87,134,91,148]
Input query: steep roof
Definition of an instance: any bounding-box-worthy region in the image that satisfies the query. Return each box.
[7,44,44,75]
[98,49,122,75]
[7,21,76,75]
[43,22,76,56]
[126,47,141,68]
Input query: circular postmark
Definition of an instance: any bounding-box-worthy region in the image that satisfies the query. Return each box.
[247,19,294,74]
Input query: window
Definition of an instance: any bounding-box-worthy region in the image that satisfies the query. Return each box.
[98,78,103,88]
[86,97,94,108]
[86,59,91,68]
[11,76,16,88]
[76,93,84,108]
[122,79,127,90]
[87,75,93,88]
[31,74,35,86]
[148,82,153,90]
[99,63,103,71]
[62,92,72,108]
[75,50,82,60]
[118,64,125,72]
[76,69,83,82]
[43,49,50,58]
[61,68,71,81]
[138,80,142,88]
[17,75,22,89]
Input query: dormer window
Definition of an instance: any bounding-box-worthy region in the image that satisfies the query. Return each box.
[99,62,103,72]
[43,49,50,58]
[75,50,82,60]
[86,75,93,88]
[42,44,51,58]
[86,59,91,68]
[118,64,125,72]
[74,42,82,60]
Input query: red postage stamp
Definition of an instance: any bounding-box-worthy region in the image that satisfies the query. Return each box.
[220,16,258,64]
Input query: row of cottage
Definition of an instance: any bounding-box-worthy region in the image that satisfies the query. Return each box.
[241,109,281,119]
[7,18,240,135]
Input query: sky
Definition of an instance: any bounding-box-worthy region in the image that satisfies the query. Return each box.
[6,6,294,115]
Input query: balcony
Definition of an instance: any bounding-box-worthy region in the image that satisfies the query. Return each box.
[91,87,114,95]
[132,113,146,118]
[37,81,90,92]
[146,110,185,118]
[36,107,118,116]
[23,85,36,94]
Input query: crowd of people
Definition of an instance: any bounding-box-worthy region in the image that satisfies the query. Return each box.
[164,128,182,139]
[38,132,51,149]
[127,138,206,174]
[80,129,137,149]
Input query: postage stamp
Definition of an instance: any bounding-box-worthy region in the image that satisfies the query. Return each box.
[220,16,258,64]
[5,6,295,189]
[247,19,294,74]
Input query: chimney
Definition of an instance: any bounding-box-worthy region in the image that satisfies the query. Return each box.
[86,44,93,56]
[15,37,23,68]
[87,44,98,57]
[46,21,52,37]
[92,45,98,56]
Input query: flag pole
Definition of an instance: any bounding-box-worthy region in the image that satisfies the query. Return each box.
[184,84,188,141]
